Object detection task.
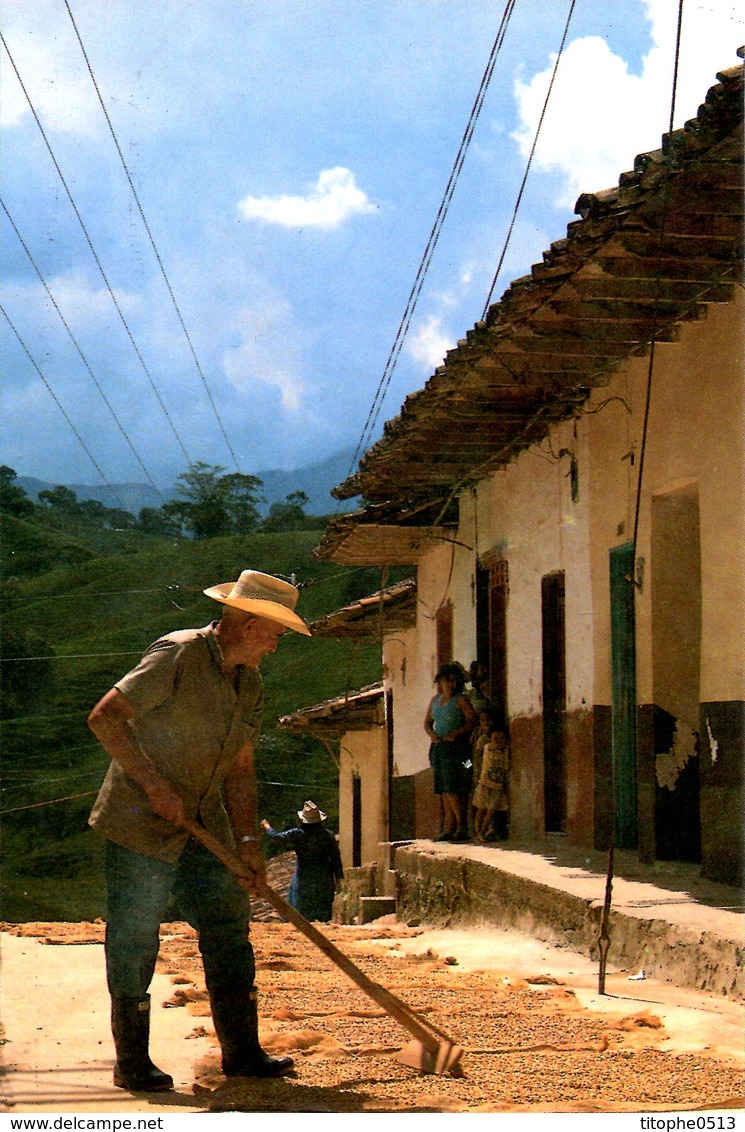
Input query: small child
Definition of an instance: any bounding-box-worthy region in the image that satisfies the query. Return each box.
[472,729,510,842]
[469,709,495,835]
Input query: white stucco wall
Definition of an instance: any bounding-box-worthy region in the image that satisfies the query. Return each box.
[465,426,595,719]
[337,727,388,869]
[587,290,745,705]
[379,290,743,780]
[383,625,430,778]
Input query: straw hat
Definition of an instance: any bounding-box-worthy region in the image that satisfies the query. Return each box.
[297,800,326,824]
[204,569,311,636]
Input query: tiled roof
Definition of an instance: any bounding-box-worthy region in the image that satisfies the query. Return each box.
[277,682,386,739]
[309,577,417,637]
[325,57,743,529]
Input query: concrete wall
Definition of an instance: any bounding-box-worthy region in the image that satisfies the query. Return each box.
[394,843,744,1000]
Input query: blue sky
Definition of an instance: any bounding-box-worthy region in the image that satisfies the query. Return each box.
[1,0,742,492]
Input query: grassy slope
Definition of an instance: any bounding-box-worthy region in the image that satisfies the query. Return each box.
[1,524,388,921]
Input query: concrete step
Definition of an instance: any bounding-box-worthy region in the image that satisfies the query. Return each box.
[359,896,397,924]
[391,839,744,1000]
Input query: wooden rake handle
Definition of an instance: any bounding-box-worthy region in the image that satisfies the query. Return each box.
[182,819,452,1054]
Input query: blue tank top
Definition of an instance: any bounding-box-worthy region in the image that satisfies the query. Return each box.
[431,694,464,738]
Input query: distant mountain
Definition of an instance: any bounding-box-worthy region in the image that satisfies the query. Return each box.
[17,447,361,518]
[256,448,359,516]
[15,478,165,516]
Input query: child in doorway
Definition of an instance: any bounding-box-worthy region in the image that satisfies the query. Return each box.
[469,709,496,836]
[472,727,510,842]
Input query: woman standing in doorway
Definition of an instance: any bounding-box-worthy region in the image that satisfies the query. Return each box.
[424,663,477,842]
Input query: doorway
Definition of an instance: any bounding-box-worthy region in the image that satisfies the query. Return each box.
[651,487,702,862]
[476,561,508,727]
[352,774,362,867]
[609,543,638,848]
[542,572,567,832]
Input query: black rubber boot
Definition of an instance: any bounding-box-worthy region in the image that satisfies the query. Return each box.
[111,996,174,1092]
[210,986,294,1078]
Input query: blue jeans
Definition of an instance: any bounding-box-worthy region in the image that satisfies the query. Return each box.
[105,837,254,999]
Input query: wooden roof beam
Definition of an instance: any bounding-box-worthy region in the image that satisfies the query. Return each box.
[570,276,735,303]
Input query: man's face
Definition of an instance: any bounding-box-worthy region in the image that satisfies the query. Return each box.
[241,616,286,666]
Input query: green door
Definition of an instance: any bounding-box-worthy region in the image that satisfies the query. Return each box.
[609,543,638,848]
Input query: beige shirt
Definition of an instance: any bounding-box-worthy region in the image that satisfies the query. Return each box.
[89,623,263,861]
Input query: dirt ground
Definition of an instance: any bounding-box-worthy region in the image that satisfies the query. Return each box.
[1,916,743,1115]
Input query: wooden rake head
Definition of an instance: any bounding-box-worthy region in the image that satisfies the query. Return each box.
[396,1037,465,1077]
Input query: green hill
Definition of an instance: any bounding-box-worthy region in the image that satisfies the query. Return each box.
[1,511,96,579]
[1,521,389,921]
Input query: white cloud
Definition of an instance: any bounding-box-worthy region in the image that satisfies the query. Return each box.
[44,270,143,326]
[238,167,376,229]
[223,297,306,411]
[406,314,455,371]
[511,2,745,206]
[2,271,142,350]
[0,34,103,137]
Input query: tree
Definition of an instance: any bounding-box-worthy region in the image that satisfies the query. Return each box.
[262,490,310,532]
[0,466,34,517]
[37,486,136,529]
[137,507,183,537]
[221,472,265,533]
[38,484,80,514]
[77,498,108,524]
[162,463,264,539]
[103,507,137,530]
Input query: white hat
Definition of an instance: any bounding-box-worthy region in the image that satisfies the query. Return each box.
[204,569,311,636]
[298,800,326,824]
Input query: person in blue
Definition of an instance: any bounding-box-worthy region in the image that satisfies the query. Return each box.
[260,800,343,922]
[424,663,477,842]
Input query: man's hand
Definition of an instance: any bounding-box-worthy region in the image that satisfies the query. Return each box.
[235,839,266,893]
[88,688,186,825]
[145,779,186,825]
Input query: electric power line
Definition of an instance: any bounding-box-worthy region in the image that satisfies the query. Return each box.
[62,0,241,475]
[0,790,98,816]
[0,303,129,509]
[0,651,146,663]
[1,199,167,504]
[482,0,577,317]
[0,32,193,470]
[0,776,338,817]
[632,0,686,556]
[344,0,519,488]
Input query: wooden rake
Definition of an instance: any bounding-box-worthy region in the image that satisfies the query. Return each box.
[182,819,464,1077]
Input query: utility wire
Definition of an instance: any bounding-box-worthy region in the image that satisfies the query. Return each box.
[62,0,241,474]
[0,566,380,615]
[343,0,519,489]
[632,0,685,555]
[0,790,98,816]
[1,304,129,509]
[483,0,577,317]
[0,776,338,816]
[1,199,167,504]
[2,770,105,792]
[0,32,193,469]
[0,651,145,663]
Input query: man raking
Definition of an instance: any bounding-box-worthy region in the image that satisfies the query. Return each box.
[87,569,310,1092]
